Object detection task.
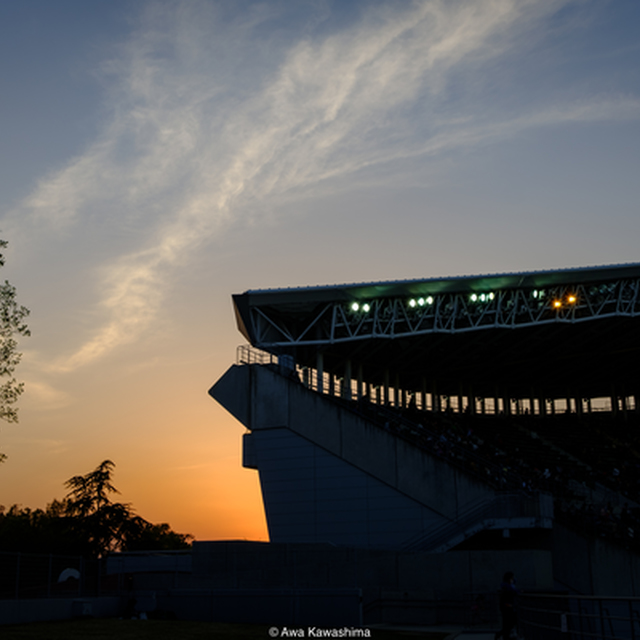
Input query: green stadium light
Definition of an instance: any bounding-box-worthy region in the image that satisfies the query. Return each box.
[470,293,478,302]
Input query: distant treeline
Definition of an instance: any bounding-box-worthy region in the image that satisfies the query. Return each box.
[0,460,191,556]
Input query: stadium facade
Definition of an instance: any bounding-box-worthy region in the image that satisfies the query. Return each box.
[210,263,640,603]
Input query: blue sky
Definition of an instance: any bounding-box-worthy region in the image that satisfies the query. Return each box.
[1,0,639,540]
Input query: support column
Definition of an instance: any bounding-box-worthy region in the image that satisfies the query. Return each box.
[316,352,324,394]
[529,390,536,416]
[357,364,363,401]
[538,395,547,417]
[383,370,390,406]
[611,389,618,416]
[432,383,440,412]
[344,360,352,401]
[575,394,583,416]
[503,393,511,416]
[468,387,476,416]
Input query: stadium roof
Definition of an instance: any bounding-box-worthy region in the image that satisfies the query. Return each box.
[232,263,640,400]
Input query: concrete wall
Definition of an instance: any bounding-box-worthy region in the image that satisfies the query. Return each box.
[210,364,496,548]
[553,523,640,595]
[0,597,123,626]
[184,541,554,596]
[252,427,448,547]
[106,551,191,574]
[107,541,554,626]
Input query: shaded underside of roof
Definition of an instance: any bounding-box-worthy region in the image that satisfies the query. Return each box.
[232,263,640,399]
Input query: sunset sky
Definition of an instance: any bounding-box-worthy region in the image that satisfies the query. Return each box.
[1,0,639,542]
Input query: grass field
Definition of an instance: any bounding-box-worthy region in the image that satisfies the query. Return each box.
[0,619,452,640]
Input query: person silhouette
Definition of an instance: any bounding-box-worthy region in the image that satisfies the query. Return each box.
[495,571,518,639]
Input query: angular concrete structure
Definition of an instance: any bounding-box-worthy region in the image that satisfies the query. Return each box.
[210,362,551,549]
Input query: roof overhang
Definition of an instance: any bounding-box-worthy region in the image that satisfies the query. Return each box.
[231,263,640,400]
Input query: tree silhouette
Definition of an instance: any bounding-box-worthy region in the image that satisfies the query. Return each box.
[62,459,191,556]
[64,459,120,517]
[64,460,135,556]
[0,238,30,462]
[0,460,191,555]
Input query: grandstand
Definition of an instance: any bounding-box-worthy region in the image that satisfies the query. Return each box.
[210,263,640,605]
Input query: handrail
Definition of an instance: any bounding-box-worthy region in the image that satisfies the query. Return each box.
[519,592,640,640]
[402,492,546,552]
[237,344,278,366]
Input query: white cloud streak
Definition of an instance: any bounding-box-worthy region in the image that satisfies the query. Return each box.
[7,0,639,371]
[23,379,73,411]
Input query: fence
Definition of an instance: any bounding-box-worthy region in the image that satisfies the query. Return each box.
[0,551,111,599]
[519,593,640,640]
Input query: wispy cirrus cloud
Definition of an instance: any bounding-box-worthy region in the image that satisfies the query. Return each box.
[7,0,638,372]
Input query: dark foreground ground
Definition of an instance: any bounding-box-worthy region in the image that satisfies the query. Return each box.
[0,619,451,640]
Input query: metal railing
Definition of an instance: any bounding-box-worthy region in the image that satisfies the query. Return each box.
[402,492,552,552]
[235,345,631,416]
[519,593,640,640]
[237,344,278,366]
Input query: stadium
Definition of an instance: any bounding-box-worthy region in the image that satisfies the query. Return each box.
[209,262,640,634]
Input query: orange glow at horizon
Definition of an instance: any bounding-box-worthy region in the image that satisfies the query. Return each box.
[1,337,271,544]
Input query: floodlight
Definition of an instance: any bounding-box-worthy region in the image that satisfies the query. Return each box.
[470,293,478,302]
[418,298,425,306]
[479,293,486,302]
[426,296,434,305]
[567,295,577,304]
[553,300,562,309]
[351,302,359,311]
[409,299,417,308]
[488,292,495,300]
[362,303,370,312]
